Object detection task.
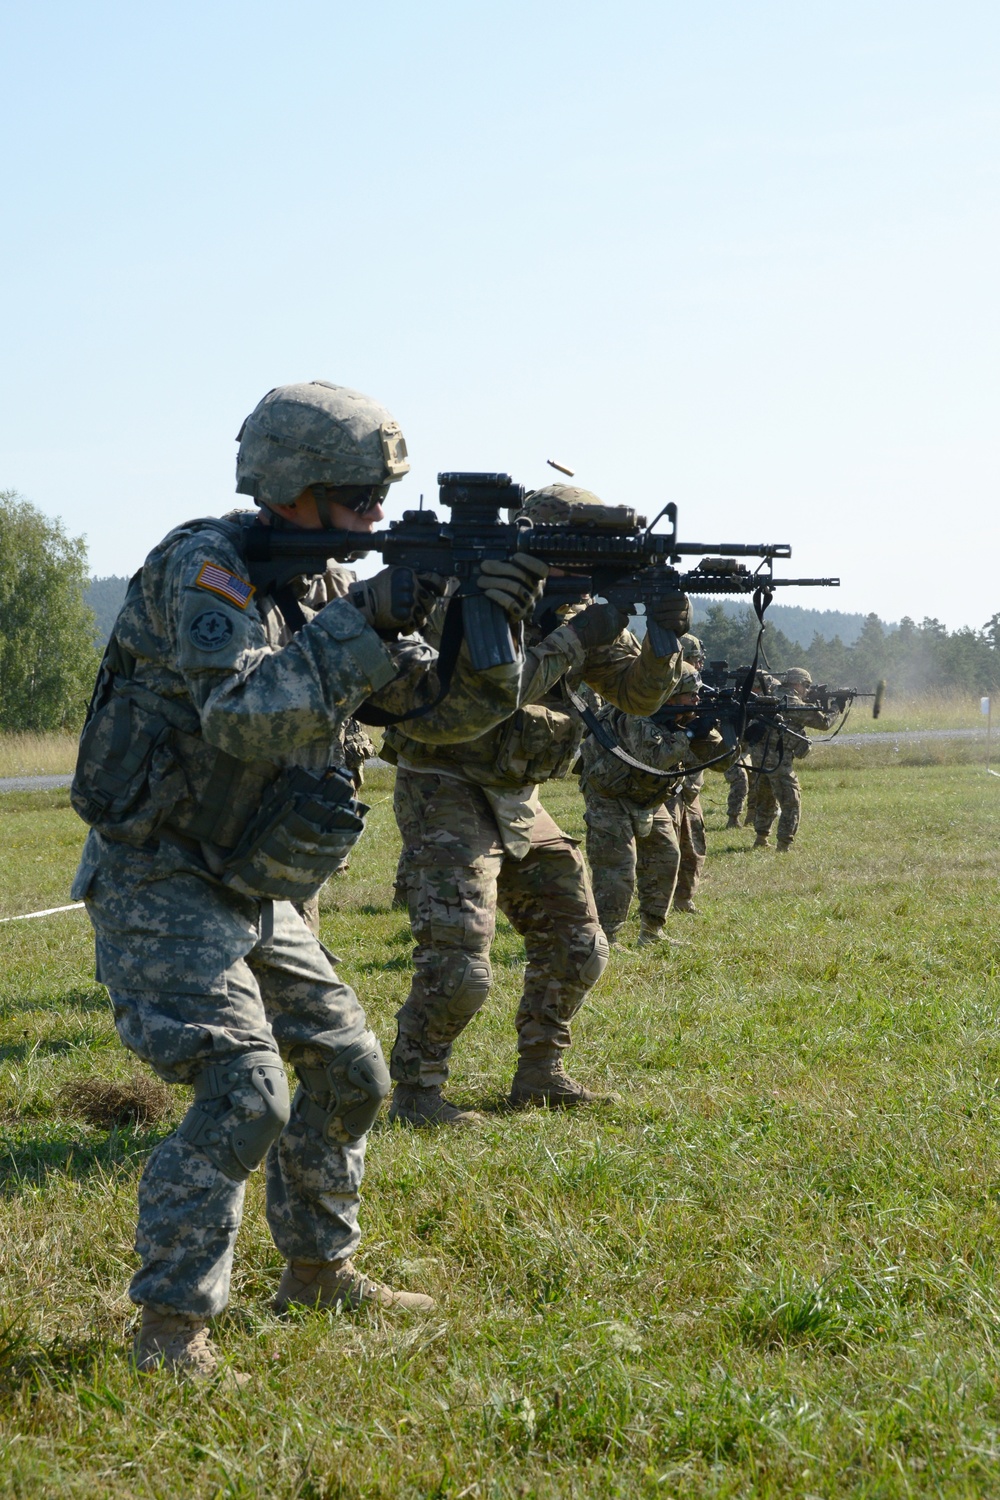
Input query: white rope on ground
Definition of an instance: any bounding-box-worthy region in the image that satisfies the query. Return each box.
[0,902,85,925]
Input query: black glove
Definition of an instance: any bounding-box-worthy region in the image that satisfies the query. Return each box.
[476,553,549,622]
[567,602,629,651]
[647,591,692,635]
[347,567,444,635]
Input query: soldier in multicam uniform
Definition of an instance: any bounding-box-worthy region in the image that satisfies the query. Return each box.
[670,634,709,913]
[750,666,835,851]
[380,485,690,1127]
[580,666,721,945]
[70,381,544,1378]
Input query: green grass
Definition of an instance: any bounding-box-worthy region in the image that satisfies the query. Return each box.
[2,761,1000,1496]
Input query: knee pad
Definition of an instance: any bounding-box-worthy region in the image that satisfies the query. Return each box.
[178,1050,291,1182]
[577,932,610,987]
[294,1029,391,1144]
[442,953,493,1023]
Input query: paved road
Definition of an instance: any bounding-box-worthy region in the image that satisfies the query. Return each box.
[0,773,73,793]
[0,734,987,794]
[816,727,986,748]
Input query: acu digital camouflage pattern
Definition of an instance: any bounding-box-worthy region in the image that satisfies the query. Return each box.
[72,513,525,1318]
[385,606,682,1088]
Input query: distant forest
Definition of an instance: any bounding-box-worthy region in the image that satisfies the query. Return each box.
[86,575,1000,696]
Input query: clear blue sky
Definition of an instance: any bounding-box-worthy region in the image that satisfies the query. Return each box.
[2,1,997,628]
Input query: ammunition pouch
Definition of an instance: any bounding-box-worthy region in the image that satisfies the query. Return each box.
[491,702,581,784]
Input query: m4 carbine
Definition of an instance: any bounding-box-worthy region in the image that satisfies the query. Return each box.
[242,472,839,672]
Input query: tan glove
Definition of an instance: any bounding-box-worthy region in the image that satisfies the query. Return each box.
[476,553,549,622]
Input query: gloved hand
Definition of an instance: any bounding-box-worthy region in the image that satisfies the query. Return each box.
[647,591,692,635]
[347,567,444,636]
[476,553,549,622]
[567,602,629,651]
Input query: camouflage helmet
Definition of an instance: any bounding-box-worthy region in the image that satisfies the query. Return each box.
[669,667,702,699]
[235,380,410,512]
[514,483,607,524]
[680,632,704,663]
[782,667,813,689]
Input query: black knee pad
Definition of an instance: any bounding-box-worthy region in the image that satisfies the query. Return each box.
[178,1050,291,1182]
[294,1029,391,1144]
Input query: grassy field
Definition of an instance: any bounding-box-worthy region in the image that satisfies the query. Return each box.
[2,755,1000,1498]
[0,733,79,778]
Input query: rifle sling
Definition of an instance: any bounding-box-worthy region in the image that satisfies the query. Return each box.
[353,593,465,728]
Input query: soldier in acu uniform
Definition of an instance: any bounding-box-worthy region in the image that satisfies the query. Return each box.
[70,381,543,1377]
[381,485,689,1127]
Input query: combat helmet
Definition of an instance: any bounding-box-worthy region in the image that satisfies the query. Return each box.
[782,667,813,690]
[669,666,702,700]
[680,632,704,665]
[235,381,410,515]
[515,483,617,525]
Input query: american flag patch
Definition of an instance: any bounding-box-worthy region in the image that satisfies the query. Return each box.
[195,561,256,609]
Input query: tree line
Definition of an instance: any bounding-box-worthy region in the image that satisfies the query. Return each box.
[1,489,997,732]
[694,600,1000,697]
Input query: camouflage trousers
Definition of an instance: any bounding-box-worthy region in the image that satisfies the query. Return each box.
[725,759,749,820]
[81,836,372,1319]
[752,761,802,846]
[390,770,608,1089]
[583,791,679,941]
[666,787,706,904]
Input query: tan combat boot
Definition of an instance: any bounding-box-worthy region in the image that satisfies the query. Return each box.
[753,834,770,849]
[274,1258,435,1314]
[133,1309,246,1383]
[508,1056,597,1108]
[726,816,741,829]
[637,919,687,948]
[776,840,792,853]
[389,1083,483,1128]
[673,898,699,914]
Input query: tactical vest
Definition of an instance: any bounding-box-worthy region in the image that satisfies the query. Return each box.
[579,707,686,811]
[71,517,367,903]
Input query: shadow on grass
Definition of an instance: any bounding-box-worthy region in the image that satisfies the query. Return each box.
[0,988,111,1020]
[0,1038,76,1063]
[0,1124,170,1194]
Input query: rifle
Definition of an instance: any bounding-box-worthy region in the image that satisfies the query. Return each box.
[702,662,886,720]
[241,471,839,673]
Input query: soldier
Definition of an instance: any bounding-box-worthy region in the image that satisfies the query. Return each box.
[724,758,749,828]
[580,667,720,944]
[750,666,835,851]
[69,380,542,1377]
[381,485,689,1126]
[672,634,707,913]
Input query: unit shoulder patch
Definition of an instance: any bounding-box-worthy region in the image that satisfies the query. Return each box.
[189,610,235,652]
[195,561,256,610]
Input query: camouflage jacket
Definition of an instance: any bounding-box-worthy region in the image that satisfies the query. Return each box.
[384,604,682,794]
[580,709,722,813]
[748,694,835,773]
[71,514,521,873]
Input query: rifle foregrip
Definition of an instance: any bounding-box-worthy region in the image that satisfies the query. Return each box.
[461,595,518,671]
[646,620,680,659]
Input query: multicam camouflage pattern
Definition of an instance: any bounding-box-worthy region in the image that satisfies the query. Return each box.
[235,381,409,512]
[384,605,680,1086]
[725,758,749,820]
[390,771,606,1087]
[749,692,835,847]
[72,513,525,1316]
[668,775,707,904]
[583,794,680,942]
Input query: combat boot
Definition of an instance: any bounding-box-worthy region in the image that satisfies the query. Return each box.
[753,834,770,849]
[726,816,741,829]
[776,840,792,853]
[637,919,687,948]
[388,1083,483,1127]
[274,1258,435,1314]
[509,1056,597,1108]
[133,1309,246,1383]
[673,898,699,914]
